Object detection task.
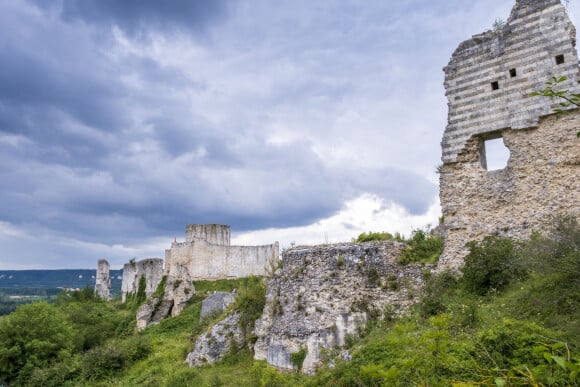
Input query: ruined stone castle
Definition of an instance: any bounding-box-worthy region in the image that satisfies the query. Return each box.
[91,0,580,375]
[134,224,279,328]
[439,0,580,269]
[164,224,279,281]
[95,224,278,327]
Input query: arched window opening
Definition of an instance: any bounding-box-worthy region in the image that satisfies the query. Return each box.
[481,137,510,171]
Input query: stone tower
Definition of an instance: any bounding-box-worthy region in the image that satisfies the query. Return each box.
[439,0,580,269]
[95,259,111,300]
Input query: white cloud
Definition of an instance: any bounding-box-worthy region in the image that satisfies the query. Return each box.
[232,193,441,249]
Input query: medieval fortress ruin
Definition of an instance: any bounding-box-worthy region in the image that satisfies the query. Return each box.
[95,224,278,315]
[439,0,580,269]
[94,0,579,375]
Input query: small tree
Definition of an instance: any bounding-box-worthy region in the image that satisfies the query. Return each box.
[531,75,580,137]
[461,236,527,295]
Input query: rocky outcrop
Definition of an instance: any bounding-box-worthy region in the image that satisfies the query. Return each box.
[94,259,110,300]
[253,241,430,374]
[136,267,194,330]
[201,291,236,320]
[186,312,243,367]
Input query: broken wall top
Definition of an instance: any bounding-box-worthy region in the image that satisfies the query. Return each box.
[442,0,580,163]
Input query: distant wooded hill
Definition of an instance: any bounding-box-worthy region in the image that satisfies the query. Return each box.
[0,269,123,292]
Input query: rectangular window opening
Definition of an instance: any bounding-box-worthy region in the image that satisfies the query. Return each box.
[509,68,517,77]
[556,54,565,65]
[491,81,499,91]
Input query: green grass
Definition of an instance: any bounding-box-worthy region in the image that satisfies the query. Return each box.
[2,217,578,386]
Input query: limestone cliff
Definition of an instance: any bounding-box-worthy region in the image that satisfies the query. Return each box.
[253,241,429,374]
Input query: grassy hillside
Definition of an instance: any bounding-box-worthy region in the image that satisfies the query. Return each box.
[0,217,578,386]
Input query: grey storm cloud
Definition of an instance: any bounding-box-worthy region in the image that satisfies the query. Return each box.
[29,0,230,36]
[0,0,526,268]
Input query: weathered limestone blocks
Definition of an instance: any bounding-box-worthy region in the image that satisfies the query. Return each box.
[136,264,194,329]
[95,259,110,300]
[164,224,279,280]
[439,111,580,269]
[253,241,430,374]
[442,0,580,164]
[439,0,580,270]
[186,312,243,367]
[201,291,236,320]
[121,258,164,303]
[186,224,230,245]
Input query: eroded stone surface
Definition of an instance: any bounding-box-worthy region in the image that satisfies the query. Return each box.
[201,291,236,320]
[439,0,580,270]
[253,242,430,374]
[95,259,110,300]
[442,0,580,164]
[121,258,164,303]
[186,312,243,367]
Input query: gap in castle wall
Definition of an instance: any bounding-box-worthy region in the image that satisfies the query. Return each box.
[481,137,510,171]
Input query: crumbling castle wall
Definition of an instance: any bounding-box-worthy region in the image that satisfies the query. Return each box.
[164,224,279,280]
[253,241,429,374]
[94,259,110,300]
[439,0,580,269]
[136,224,279,329]
[121,258,164,303]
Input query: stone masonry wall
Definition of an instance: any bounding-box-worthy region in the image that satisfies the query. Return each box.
[439,0,580,269]
[95,259,110,300]
[253,241,430,374]
[442,0,580,163]
[185,224,230,245]
[121,258,164,303]
[439,111,580,269]
[165,240,279,280]
[137,224,278,329]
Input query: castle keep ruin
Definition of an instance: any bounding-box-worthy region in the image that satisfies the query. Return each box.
[439,0,580,269]
[135,224,279,329]
[164,224,279,280]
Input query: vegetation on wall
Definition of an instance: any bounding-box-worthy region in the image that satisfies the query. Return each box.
[354,228,444,265]
[354,231,394,243]
[531,75,580,137]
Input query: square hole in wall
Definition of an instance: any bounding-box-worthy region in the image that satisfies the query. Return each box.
[481,137,510,171]
[491,81,499,90]
[509,68,517,77]
[556,54,565,65]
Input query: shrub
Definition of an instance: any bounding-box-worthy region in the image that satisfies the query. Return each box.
[398,230,444,265]
[525,215,579,283]
[119,335,153,363]
[461,236,527,295]
[367,266,380,287]
[355,231,393,243]
[80,345,125,381]
[291,347,308,372]
[419,271,458,318]
[234,276,267,346]
[0,302,75,384]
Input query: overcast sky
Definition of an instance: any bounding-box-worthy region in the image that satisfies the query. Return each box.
[1,0,577,269]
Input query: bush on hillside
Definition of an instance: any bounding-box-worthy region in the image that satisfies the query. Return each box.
[0,302,75,384]
[461,236,527,295]
[398,230,444,265]
[524,215,580,283]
